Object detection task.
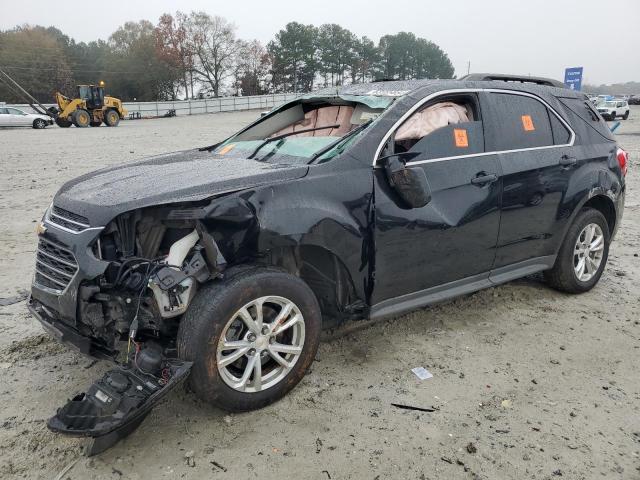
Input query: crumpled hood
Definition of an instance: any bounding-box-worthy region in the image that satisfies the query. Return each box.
[53,149,308,226]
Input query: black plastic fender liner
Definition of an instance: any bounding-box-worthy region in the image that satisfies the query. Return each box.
[48,358,192,455]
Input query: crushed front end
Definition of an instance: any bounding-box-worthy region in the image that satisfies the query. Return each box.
[28,203,226,454]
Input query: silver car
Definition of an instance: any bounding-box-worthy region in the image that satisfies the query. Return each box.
[0,106,53,129]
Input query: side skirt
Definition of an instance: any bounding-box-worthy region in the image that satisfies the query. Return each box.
[369,255,556,321]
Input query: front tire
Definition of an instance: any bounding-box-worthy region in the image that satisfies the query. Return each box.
[622,111,629,120]
[177,267,321,412]
[544,208,610,293]
[55,117,72,128]
[32,118,47,129]
[72,109,91,128]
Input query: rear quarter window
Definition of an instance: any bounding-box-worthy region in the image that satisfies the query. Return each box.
[486,93,554,150]
[557,97,615,142]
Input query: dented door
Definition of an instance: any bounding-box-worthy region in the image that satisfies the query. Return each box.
[371,92,501,303]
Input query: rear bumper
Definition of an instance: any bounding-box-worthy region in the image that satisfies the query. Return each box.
[612,186,625,241]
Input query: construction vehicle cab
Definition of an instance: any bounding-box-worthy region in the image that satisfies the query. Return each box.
[78,85,105,110]
[55,81,127,128]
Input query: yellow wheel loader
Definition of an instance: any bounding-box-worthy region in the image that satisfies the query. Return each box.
[54,82,127,128]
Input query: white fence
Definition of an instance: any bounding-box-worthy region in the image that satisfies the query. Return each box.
[6,92,300,118]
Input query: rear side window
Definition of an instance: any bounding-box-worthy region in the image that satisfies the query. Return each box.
[486,93,553,150]
[549,114,571,145]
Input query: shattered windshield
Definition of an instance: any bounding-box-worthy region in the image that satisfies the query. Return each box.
[211,99,387,164]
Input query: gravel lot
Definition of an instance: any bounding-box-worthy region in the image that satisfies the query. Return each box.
[0,108,639,480]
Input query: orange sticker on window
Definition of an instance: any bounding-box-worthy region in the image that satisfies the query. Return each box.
[521,115,535,131]
[454,129,469,147]
[218,144,235,155]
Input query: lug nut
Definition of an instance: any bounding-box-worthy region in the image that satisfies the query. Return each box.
[248,348,256,356]
[247,333,256,342]
[261,325,270,335]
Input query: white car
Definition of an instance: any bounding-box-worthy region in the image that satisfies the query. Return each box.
[597,100,630,121]
[0,106,54,129]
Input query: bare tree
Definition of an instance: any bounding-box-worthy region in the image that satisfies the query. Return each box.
[234,40,270,96]
[155,12,194,99]
[185,12,240,97]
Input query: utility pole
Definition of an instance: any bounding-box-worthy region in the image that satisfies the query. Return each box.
[466,61,471,75]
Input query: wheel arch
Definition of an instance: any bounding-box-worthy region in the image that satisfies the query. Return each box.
[553,190,618,258]
[255,244,364,327]
[582,195,617,235]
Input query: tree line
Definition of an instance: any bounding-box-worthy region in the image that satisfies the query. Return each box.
[0,13,455,103]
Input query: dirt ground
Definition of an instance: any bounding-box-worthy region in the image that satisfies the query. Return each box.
[0,108,639,480]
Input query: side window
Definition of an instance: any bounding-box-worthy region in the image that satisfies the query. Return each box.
[549,113,571,145]
[392,96,484,161]
[487,93,553,150]
[7,108,23,115]
[0,108,8,114]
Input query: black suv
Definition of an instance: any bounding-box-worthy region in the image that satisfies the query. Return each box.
[28,76,627,451]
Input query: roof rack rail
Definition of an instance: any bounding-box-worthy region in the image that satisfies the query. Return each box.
[460,73,566,88]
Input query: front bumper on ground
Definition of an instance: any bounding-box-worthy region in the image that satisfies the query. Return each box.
[28,296,116,359]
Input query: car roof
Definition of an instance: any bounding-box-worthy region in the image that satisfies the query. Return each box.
[308,78,581,101]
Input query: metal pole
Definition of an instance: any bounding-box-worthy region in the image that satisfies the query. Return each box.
[0,68,51,116]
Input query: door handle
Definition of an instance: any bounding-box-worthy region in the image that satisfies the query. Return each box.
[471,173,498,186]
[560,155,577,167]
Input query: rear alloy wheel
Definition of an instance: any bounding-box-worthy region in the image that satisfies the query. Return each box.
[72,109,91,128]
[32,118,47,129]
[104,109,120,127]
[177,267,321,411]
[573,223,605,282]
[544,208,610,293]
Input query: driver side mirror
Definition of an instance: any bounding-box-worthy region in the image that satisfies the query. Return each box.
[380,153,432,208]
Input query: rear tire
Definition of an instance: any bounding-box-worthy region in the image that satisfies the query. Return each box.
[72,109,90,128]
[104,109,120,127]
[32,119,47,129]
[622,111,629,120]
[544,208,610,293]
[177,266,321,412]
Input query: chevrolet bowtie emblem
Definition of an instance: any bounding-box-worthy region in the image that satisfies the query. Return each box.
[35,222,47,236]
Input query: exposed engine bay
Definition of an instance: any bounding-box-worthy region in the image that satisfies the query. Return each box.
[44,207,228,454]
[79,209,226,354]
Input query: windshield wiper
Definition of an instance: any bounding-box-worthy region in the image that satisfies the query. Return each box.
[308,120,373,163]
[247,124,340,160]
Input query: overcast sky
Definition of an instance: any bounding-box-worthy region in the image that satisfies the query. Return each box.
[1,0,638,85]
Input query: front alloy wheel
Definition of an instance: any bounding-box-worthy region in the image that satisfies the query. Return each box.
[217,296,305,393]
[177,266,321,411]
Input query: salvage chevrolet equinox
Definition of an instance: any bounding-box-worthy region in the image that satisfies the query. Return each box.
[28,74,627,453]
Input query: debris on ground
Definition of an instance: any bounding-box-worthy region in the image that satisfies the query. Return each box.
[391,403,438,413]
[411,367,433,380]
[0,291,28,306]
[184,450,195,467]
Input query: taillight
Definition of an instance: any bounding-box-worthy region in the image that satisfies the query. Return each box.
[617,148,628,176]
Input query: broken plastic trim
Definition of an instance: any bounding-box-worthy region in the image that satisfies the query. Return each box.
[48,356,192,456]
